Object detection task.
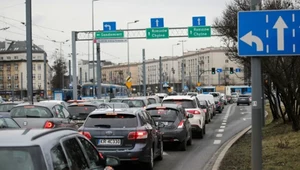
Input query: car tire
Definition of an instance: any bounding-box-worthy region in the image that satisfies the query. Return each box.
[179,139,187,151]
[203,124,206,135]
[199,127,204,139]
[143,148,154,170]
[237,103,239,106]
[157,141,163,161]
[187,132,192,146]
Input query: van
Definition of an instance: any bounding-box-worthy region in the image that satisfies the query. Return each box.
[197,94,216,114]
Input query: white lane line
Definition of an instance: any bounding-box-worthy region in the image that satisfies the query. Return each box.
[214,140,222,144]
[163,152,168,155]
[266,14,269,23]
[220,126,226,129]
[222,123,226,125]
[223,120,227,123]
[218,129,224,132]
[292,14,295,22]
[216,134,223,137]
[266,29,269,38]
[293,44,296,52]
[266,45,269,53]
[293,29,295,37]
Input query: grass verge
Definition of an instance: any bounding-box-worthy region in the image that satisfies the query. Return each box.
[219,104,300,170]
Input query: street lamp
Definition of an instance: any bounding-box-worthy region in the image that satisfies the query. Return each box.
[92,0,100,98]
[171,43,180,89]
[127,20,139,77]
[178,40,187,56]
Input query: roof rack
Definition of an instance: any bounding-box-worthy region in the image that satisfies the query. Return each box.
[31,127,77,141]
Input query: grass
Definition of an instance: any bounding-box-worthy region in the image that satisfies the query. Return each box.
[219,104,300,170]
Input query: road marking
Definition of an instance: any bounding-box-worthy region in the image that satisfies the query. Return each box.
[266,29,269,38]
[216,134,223,137]
[218,129,224,132]
[223,120,227,123]
[220,126,226,129]
[292,14,295,22]
[266,45,269,53]
[214,140,221,144]
[293,44,296,52]
[266,14,269,23]
[293,29,295,37]
[222,123,226,125]
[163,152,168,155]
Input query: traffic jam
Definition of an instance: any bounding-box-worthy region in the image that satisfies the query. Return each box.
[0,92,251,170]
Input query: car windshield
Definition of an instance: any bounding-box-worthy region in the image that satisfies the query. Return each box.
[0,104,16,112]
[0,118,20,128]
[85,113,137,128]
[122,100,145,107]
[163,99,196,108]
[10,106,53,118]
[148,98,157,104]
[109,99,123,103]
[147,108,178,122]
[0,146,46,170]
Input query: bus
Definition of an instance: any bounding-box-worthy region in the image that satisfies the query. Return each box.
[226,86,252,96]
[200,86,216,94]
[81,82,128,100]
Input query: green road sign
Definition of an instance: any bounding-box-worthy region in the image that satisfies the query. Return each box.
[146,28,169,39]
[188,26,211,38]
[95,31,124,39]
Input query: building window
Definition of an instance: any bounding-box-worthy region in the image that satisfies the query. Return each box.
[38,74,41,80]
[0,57,3,60]
[7,56,11,60]
[0,65,3,70]
[37,64,41,70]
[6,64,11,70]
[225,59,229,63]
[7,75,11,80]
[33,74,36,80]
[0,84,3,89]
[15,84,19,88]
[33,64,36,70]
[7,84,11,89]
[38,83,42,89]
[14,64,18,70]
[33,83,36,89]
[15,74,18,80]
[14,56,18,59]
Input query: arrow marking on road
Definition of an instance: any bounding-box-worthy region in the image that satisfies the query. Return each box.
[273,16,288,51]
[240,31,264,51]
[155,19,159,27]
[197,18,201,25]
[104,24,111,30]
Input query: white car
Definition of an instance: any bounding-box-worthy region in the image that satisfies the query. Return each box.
[197,94,216,115]
[162,95,206,138]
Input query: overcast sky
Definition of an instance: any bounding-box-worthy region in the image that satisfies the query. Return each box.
[0,0,229,64]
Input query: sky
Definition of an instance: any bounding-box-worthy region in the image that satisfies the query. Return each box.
[0,0,230,64]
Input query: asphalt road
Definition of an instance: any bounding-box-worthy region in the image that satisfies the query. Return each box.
[115,103,252,170]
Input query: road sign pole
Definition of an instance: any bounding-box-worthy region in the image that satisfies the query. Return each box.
[44,52,47,99]
[79,68,82,85]
[197,65,200,83]
[250,0,263,169]
[218,72,220,85]
[181,60,185,92]
[159,56,163,93]
[142,49,146,96]
[26,0,33,104]
[96,43,102,99]
[21,72,23,100]
[71,31,78,100]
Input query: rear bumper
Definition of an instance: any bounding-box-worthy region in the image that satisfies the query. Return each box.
[215,105,223,111]
[191,125,202,132]
[162,129,186,143]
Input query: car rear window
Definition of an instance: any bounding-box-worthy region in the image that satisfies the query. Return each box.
[85,113,137,128]
[122,100,145,107]
[68,105,97,114]
[0,146,46,170]
[162,99,196,108]
[10,106,53,118]
[0,118,20,128]
[148,98,156,104]
[199,101,207,109]
[147,108,179,121]
[0,104,16,112]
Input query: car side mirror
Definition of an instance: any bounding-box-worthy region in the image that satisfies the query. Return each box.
[106,156,120,166]
[187,114,194,118]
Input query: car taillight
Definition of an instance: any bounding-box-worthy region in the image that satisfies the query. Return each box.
[203,109,207,113]
[79,131,92,140]
[187,110,201,114]
[128,131,148,140]
[178,120,184,128]
[44,121,54,129]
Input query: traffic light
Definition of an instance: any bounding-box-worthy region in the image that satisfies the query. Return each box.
[230,67,234,74]
[211,68,216,74]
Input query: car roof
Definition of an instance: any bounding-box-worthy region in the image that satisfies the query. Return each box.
[163,95,194,100]
[0,113,12,117]
[69,102,97,106]
[146,103,181,110]
[39,100,64,103]
[0,102,22,105]
[90,108,140,116]
[0,128,78,147]
[14,102,59,109]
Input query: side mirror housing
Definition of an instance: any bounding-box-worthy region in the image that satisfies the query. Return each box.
[106,156,120,166]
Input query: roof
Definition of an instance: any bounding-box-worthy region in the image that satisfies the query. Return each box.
[163,95,195,100]
[0,112,11,117]
[0,128,78,147]
[0,41,45,54]
[146,104,180,110]
[69,102,97,106]
[14,102,59,109]
[90,108,139,115]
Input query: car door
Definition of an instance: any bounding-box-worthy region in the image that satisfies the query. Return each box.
[50,143,70,170]
[143,110,160,155]
[61,106,78,128]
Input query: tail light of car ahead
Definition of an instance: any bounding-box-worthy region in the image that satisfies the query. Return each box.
[187,110,201,114]
[178,120,184,128]
[44,121,54,129]
[218,102,221,105]
[79,131,92,140]
[128,130,148,140]
[202,109,207,113]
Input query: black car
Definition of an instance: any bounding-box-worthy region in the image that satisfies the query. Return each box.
[0,128,120,170]
[146,104,193,151]
[237,95,251,106]
[214,97,224,113]
[79,108,163,170]
[68,102,101,126]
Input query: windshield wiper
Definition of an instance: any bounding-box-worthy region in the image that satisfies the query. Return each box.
[94,124,111,128]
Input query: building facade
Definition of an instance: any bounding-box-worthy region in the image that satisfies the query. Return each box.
[0,41,52,99]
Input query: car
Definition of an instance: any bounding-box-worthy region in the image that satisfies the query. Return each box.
[199,100,213,123]
[209,92,221,98]
[231,92,239,103]
[0,113,20,129]
[0,102,23,113]
[162,95,206,138]
[186,92,198,97]
[214,97,224,113]
[155,93,168,103]
[0,128,120,170]
[226,95,234,104]
[10,102,78,129]
[39,100,70,110]
[79,108,163,170]
[220,93,228,105]
[97,102,130,109]
[111,97,149,109]
[197,94,216,116]
[237,95,251,106]
[68,102,102,126]
[147,96,160,104]
[146,104,193,151]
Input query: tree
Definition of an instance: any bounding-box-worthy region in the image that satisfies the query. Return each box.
[213,0,300,131]
[51,57,68,89]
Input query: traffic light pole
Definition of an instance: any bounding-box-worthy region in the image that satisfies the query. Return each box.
[218,72,220,85]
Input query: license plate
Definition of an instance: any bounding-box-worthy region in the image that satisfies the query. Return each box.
[98,139,121,145]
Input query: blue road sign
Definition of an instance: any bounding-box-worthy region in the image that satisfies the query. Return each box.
[196,87,201,91]
[163,82,169,87]
[184,85,189,90]
[151,18,164,28]
[238,10,300,56]
[192,16,206,26]
[217,68,222,73]
[103,22,116,31]
[235,68,241,72]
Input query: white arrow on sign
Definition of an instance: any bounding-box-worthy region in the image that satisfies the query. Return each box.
[155,19,159,27]
[197,18,201,25]
[273,16,288,51]
[240,31,263,51]
[104,24,111,30]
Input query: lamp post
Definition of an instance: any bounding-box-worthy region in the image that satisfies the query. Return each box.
[178,40,187,56]
[92,0,100,98]
[127,20,139,77]
[171,43,180,89]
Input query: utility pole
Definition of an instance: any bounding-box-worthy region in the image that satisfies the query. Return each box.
[159,56,163,93]
[79,68,82,85]
[71,32,77,100]
[218,72,221,85]
[44,53,47,99]
[142,49,146,96]
[181,59,185,92]
[69,60,71,86]
[12,75,15,102]
[26,0,33,104]
[21,72,23,100]
[250,0,263,169]
[96,43,102,99]
[197,65,200,83]
[87,41,90,80]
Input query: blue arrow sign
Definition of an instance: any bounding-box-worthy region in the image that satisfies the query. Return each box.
[238,10,300,56]
[192,16,206,26]
[151,18,164,28]
[235,68,241,72]
[196,87,201,91]
[184,85,189,90]
[217,68,222,73]
[103,22,116,31]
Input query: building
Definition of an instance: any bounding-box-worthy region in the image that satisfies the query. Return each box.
[0,41,52,99]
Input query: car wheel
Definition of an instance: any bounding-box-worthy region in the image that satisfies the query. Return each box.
[199,126,204,139]
[237,103,239,106]
[143,148,154,170]
[203,124,206,135]
[187,132,192,146]
[179,138,187,151]
[156,141,163,161]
